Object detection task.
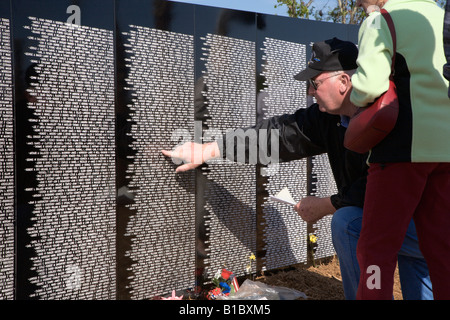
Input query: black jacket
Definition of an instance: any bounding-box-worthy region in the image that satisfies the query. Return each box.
[221,103,368,209]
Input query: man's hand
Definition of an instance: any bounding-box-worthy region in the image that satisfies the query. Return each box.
[294,196,336,223]
[161,141,220,173]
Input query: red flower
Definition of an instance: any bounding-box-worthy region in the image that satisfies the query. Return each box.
[221,269,233,280]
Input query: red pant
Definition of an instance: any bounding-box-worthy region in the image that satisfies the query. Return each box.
[356,162,450,300]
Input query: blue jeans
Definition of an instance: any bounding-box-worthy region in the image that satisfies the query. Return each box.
[331,206,433,300]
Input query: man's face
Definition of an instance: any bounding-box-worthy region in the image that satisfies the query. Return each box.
[307,71,344,115]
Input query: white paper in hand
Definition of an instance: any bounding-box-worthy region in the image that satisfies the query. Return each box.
[269,187,297,206]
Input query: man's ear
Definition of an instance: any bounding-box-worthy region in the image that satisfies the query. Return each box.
[339,73,351,94]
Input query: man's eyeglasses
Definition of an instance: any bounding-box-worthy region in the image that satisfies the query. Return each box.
[308,73,341,91]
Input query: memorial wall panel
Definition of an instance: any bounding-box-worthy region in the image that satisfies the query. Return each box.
[115,0,196,299]
[0,0,358,299]
[0,0,14,300]
[311,154,339,259]
[195,6,258,281]
[13,0,116,299]
[256,16,310,270]
[302,21,358,261]
[255,15,357,269]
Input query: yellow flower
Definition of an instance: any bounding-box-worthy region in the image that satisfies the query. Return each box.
[249,253,256,261]
[309,234,318,244]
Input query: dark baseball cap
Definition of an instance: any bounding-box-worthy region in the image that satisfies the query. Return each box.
[294,38,358,81]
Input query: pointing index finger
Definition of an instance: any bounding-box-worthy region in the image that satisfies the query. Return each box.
[161,149,173,157]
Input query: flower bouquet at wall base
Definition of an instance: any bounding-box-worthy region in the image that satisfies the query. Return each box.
[207,268,240,300]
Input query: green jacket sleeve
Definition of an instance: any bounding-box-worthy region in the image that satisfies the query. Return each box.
[350,11,394,107]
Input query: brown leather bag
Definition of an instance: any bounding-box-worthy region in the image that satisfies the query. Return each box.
[344,9,399,154]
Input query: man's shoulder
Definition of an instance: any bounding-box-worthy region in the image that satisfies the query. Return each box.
[303,103,341,122]
[289,103,342,136]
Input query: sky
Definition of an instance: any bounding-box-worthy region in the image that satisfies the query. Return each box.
[168,0,332,17]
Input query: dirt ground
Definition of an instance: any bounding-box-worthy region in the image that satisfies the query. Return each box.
[259,255,403,300]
